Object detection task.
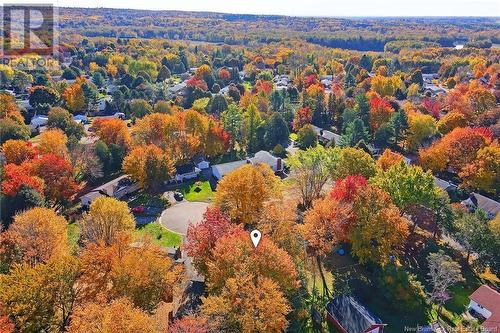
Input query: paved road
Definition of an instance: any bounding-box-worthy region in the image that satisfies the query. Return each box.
[159,201,209,235]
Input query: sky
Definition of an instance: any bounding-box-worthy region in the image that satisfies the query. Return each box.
[4,0,500,17]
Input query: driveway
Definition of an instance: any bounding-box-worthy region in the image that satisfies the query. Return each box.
[159,201,209,235]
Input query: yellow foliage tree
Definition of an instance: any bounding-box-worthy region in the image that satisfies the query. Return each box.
[79,196,135,245]
[215,164,281,224]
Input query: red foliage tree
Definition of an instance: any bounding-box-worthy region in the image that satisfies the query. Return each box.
[369,96,394,132]
[422,97,441,119]
[30,154,79,203]
[292,107,313,131]
[186,76,208,91]
[185,207,243,276]
[330,175,368,203]
[1,163,44,197]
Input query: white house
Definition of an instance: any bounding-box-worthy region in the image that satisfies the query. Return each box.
[80,175,138,208]
[249,150,284,173]
[212,160,247,180]
[193,155,210,170]
[468,285,500,332]
[212,150,285,181]
[175,164,201,182]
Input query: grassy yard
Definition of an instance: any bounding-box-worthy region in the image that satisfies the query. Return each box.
[134,222,182,247]
[67,222,80,253]
[127,191,169,209]
[179,180,214,203]
[67,221,182,248]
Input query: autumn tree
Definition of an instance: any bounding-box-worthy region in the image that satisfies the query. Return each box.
[62,83,86,113]
[419,127,487,172]
[0,256,81,332]
[376,148,404,171]
[427,251,464,316]
[1,139,36,165]
[288,146,339,209]
[256,201,303,260]
[437,112,467,134]
[170,315,208,333]
[206,230,299,295]
[122,144,175,189]
[92,118,131,149]
[1,208,69,266]
[30,153,79,204]
[0,112,30,144]
[67,298,157,333]
[201,274,290,333]
[302,197,353,257]
[185,207,243,276]
[214,164,281,224]
[79,196,135,245]
[38,128,69,158]
[406,111,437,151]
[0,163,44,198]
[371,162,438,213]
[349,185,409,265]
[79,237,184,312]
[459,145,500,196]
[369,96,394,132]
[333,147,377,180]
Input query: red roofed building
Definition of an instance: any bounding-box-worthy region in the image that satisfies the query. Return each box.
[468,285,500,332]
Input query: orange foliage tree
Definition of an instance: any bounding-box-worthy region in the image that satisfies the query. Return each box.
[67,298,157,333]
[376,148,404,171]
[201,274,291,333]
[419,127,487,172]
[185,207,243,276]
[1,139,36,165]
[369,96,394,132]
[214,164,281,224]
[122,144,175,189]
[206,230,299,295]
[0,207,68,266]
[92,118,131,149]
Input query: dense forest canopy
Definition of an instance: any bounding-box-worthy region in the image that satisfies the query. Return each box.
[58,8,500,51]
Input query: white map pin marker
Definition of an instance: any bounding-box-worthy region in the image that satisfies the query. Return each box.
[250,230,261,248]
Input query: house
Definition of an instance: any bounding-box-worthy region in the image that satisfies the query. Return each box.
[422,73,439,84]
[169,82,188,97]
[320,130,341,146]
[434,177,500,219]
[212,160,247,180]
[98,95,113,112]
[212,150,285,181]
[249,150,284,173]
[468,285,500,332]
[175,164,201,182]
[462,193,500,219]
[80,175,138,208]
[424,85,447,97]
[193,155,210,170]
[326,296,385,333]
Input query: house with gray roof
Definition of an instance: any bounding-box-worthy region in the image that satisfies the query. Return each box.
[326,296,385,333]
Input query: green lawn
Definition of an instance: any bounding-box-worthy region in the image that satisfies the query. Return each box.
[134,222,182,247]
[67,222,80,253]
[180,180,214,202]
[128,191,169,209]
[67,221,182,249]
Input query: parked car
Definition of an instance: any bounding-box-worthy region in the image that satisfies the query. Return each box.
[174,192,184,201]
[131,205,145,214]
